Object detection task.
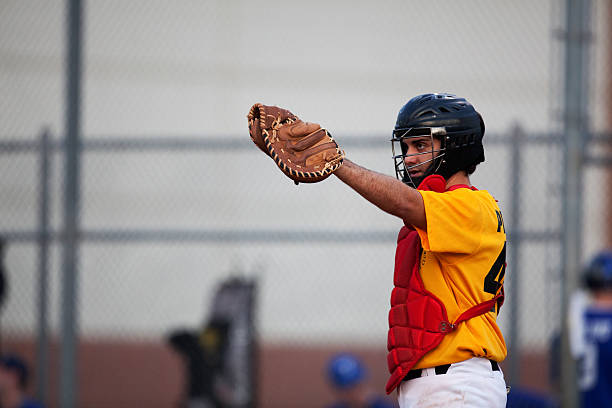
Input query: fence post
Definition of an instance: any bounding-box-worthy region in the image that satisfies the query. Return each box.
[60,0,84,406]
[36,128,51,405]
[560,0,591,407]
[507,123,523,385]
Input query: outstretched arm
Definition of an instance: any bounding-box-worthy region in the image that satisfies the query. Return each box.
[334,159,427,230]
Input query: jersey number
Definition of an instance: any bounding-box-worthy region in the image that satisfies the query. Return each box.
[484,241,506,295]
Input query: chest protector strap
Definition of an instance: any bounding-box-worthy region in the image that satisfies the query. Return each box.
[385,175,504,394]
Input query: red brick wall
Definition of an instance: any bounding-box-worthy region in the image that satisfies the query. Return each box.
[3,338,553,408]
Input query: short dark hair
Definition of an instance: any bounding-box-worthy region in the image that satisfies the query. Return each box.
[0,354,29,390]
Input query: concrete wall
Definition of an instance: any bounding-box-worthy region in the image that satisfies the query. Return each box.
[0,0,609,354]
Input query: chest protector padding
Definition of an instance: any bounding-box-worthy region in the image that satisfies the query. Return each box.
[385,175,503,394]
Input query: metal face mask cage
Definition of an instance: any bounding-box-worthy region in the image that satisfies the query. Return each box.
[391,127,447,187]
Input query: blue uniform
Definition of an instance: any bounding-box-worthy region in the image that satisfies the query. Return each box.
[579,306,612,407]
[327,395,397,408]
[18,398,44,408]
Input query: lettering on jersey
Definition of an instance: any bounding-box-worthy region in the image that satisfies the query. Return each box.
[580,315,612,393]
[484,241,506,296]
[495,210,505,233]
[586,319,612,342]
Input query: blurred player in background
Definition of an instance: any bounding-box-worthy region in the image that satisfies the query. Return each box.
[168,277,257,408]
[326,354,397,408]
[570,251,612,407]
[0,354,43,408]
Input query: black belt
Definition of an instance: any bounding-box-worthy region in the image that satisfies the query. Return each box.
[403,360,500,381]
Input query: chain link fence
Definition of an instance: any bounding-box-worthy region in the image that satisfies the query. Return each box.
[1,0,611,407]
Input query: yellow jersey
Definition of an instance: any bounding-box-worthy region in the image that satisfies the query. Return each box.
[413,186,507,368]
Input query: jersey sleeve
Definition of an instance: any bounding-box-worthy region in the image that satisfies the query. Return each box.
[414,189,485,254]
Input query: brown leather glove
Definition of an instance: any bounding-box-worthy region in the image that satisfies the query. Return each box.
[247,103,344,184]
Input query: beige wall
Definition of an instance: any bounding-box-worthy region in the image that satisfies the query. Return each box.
[1,0,610,352]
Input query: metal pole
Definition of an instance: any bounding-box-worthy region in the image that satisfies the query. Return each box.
[507,123,523,385]
[560,1,591,407]
[606,3,612,250]
[36,129,51,405]
[60,0,83,407]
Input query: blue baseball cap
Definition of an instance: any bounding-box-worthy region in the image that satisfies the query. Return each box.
[0,354,29,389]
[327,353,366,389]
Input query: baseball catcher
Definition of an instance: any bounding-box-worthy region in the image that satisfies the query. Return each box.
[247,94,508,408]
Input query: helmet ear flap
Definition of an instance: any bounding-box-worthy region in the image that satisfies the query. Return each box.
[478,113,485,138]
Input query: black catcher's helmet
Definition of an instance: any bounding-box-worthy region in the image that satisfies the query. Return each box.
[584,251,612,291]
[391,93,485,188]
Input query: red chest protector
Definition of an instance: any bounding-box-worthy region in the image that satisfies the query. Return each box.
[385,175,504,394]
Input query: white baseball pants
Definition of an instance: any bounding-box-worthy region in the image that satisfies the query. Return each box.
[397,357,507,408]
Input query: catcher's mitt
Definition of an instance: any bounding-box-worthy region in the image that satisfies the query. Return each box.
[247,103,344,184]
